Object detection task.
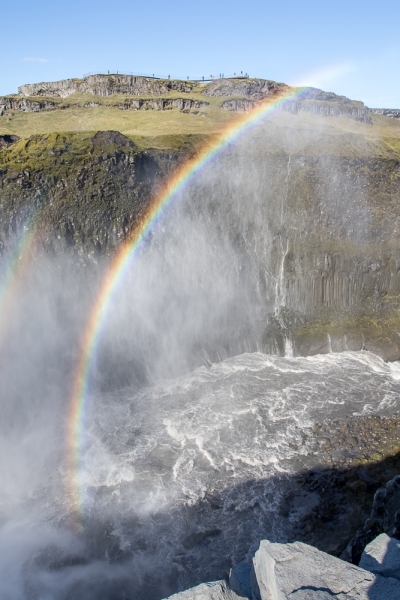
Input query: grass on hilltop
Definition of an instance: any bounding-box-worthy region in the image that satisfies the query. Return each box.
[2,90,400,160]
[0,91,240,140]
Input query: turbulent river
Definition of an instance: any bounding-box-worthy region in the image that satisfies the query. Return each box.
[1,350,400,599]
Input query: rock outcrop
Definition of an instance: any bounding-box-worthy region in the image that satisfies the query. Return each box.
[0,75,369,122]
[369,108,400,119]
[221,96,370,121]
[166,581,242,600]
[167,537,400,599]
[0,95,209,114]
[0,134,19,148]
[112,97,209,112]
[346,475,400,564]
[359,533,400,579]
[251,539,400,599]
[0,131,184,260]
[1,73,400,358]
[0,96,57,112]
[202,78,288,100]
[18,74,194,97]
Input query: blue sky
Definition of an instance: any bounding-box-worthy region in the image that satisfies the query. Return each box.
[2,0,400,107]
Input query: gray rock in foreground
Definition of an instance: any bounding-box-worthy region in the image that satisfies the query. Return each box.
[165,581,243,600]
[251,539,400,599]
[359,533,400,580]
[165,536,400,599]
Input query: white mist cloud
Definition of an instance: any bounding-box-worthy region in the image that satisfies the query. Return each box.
[22,57,50,63]
[292,61,356,90]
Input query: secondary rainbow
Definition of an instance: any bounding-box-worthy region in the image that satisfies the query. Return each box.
[0,219,40,349]
[67,84,312,519]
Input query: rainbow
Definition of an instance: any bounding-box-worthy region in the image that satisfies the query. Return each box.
[67,84,312,520]
[0,219,40,348]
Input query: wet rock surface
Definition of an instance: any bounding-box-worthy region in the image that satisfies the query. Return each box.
[284,415,400,558]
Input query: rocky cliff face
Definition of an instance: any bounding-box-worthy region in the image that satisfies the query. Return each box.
[369,108,400,119]
[0,131,184,260]
[0,75,371,123]
[1,75,400,359]
[201,78,288,100]
[0,97,57,113]
[18,74,194,97]
[221,97,371,121]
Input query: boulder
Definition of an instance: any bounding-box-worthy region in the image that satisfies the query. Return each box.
[251,539,400,599]
[0,134,20,148]
[346,475,400,564]
[359,533,400,580]
[165,581,243,600]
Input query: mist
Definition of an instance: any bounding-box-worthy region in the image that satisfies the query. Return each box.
[0,110,396,599]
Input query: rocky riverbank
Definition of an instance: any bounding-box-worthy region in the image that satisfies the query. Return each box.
[285,415,400,558]
[164,418,400,599]
[166,534,400,599]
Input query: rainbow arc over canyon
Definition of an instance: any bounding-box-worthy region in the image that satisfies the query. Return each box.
[67,84,311,519]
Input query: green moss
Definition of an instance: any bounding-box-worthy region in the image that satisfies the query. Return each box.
[292,310,400,360]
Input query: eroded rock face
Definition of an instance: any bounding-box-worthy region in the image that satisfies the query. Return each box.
[1,76,369,122]
[0,97,56,112]
[369,108,400,119]
[0,132,183,261]
[202,79,288,100]
[1,95,209,114]
[18,75,195,98]
[115,97,209,111]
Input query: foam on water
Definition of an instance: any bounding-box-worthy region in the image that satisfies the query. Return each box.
[1,350,400,599]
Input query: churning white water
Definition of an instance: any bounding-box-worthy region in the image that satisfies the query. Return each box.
[0,350,399,599]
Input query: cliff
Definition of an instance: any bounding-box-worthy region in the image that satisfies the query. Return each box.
[0,75,371,122]
[1,76,400,359]
[18,74,195,97]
